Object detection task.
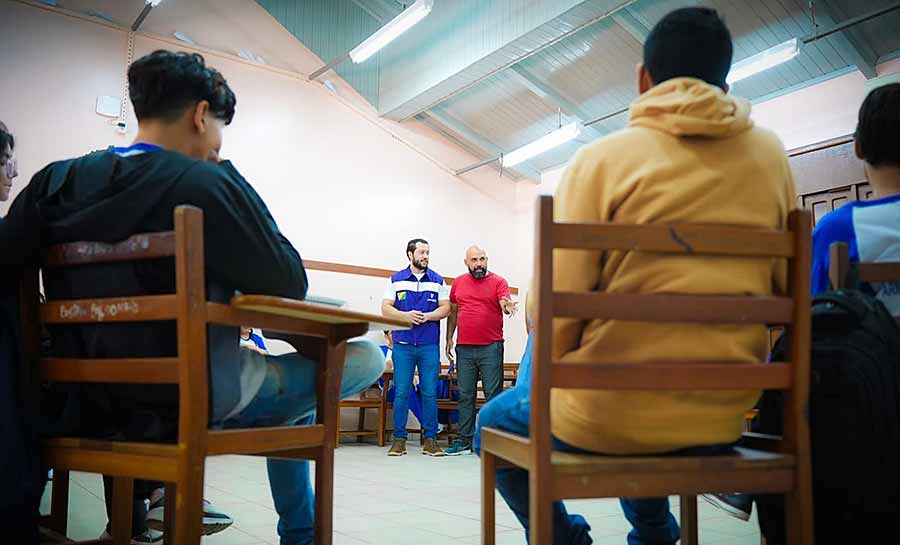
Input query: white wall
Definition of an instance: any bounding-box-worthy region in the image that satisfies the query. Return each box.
[752,57,900,150]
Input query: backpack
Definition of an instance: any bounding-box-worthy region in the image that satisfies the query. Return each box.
[756,289,900,544]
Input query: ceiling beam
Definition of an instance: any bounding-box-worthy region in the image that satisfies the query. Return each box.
[417,111,541,182]
[812,0,878,79]
[379,0,641,121]
[508,65,604,140]
[610,6,650,43]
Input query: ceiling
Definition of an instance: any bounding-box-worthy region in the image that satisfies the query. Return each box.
[259,0,900,177]
[33,0,311,72]
[28,0,900,180]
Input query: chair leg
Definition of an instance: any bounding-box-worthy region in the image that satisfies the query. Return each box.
[357,408,366,443]
[785,440,815,545]
[481,451,496,545]
[111,477,134,545]
[49,469,70,536]
[377,401,385,447]
[529,477,552,545]
[313,338,347,545]
[680,495,699,545]
[335,408,341,448]
[172,462,205,545]
[785,488,815,545]
[163,483,176,545]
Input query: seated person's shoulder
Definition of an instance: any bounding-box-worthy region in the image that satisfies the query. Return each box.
[813,202,855,244]
[743,124,790,155]
[173,160,249,198]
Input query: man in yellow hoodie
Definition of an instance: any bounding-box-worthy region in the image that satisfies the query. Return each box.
[473,7,796,545]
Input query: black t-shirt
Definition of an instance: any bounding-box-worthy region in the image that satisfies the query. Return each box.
[0,148,307,429]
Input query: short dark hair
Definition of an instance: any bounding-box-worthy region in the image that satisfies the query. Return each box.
[406,238,428,258]
[855,83,900,168]
[0,121,14,153]
[128,50,236,125]
[643,7,733,90]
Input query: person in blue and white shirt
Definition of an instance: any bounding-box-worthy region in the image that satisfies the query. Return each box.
[381,238,450,457]
[812,83,900,316]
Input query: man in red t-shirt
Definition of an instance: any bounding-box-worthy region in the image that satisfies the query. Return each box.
[444,245,517,455]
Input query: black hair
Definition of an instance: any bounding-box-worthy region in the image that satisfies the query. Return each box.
[128,50,236,125]
[406,238,429,259]
[0,121,14,153]
[855,83,900,168]
[643,7,733,90]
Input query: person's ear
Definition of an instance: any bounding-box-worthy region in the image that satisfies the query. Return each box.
[854,139,864,160]
[637,62,653,94]
[192,100,210,133]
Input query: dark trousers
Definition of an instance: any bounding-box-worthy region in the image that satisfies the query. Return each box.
[456,341,504,443]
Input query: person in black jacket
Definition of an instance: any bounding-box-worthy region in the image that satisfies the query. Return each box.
[0,50,384,545]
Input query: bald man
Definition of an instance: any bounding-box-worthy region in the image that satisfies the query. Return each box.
[444,246,517,455]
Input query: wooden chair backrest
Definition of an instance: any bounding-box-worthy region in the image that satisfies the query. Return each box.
[21,206,209,449]
[531,195,812,468]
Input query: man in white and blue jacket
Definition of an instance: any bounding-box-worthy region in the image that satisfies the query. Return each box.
[381,238,450,457]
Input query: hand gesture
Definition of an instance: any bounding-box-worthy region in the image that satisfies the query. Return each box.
[407,310,428,326]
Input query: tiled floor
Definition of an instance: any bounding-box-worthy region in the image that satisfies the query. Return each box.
[43,442,761,545]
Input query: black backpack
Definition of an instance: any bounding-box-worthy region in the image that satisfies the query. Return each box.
[757,289,900,544]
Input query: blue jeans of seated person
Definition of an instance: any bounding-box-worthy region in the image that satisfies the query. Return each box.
[223,340,385,545]
[473,333,733,545]
[390,343,440,440]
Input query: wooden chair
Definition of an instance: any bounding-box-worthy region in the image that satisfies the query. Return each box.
[480,196,814,545]
[829,241,900,325]
[337,370,389,447]
[26,206,405,545]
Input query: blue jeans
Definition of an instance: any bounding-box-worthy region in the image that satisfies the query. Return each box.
[223,340,385,545]
[474,334,732,545]
[390,343,440,440]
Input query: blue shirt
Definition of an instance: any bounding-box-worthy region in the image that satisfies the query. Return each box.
[110,142,163,157]
[385,267,447,345]
[811,193,900,315]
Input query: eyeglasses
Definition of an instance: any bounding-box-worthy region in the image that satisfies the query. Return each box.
[3,157,17,179]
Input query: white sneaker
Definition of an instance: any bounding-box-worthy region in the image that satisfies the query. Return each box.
[99,529,163,544]
[144,488,234,536]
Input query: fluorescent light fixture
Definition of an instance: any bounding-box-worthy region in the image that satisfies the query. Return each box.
[727,38,800,84]
[173,31,195,44]
[147,0,163,6]
[504,123,582,167]
[349,0,433,63]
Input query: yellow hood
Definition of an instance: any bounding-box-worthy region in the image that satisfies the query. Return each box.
[629,77,753,138]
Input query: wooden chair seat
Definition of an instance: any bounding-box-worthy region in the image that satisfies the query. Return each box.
[483,428,794,499]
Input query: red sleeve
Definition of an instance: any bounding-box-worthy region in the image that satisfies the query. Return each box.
[496,276,511,301]
[450,280,458,304]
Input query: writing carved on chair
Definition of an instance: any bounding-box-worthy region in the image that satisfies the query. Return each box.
[58,300,141,321]
[73,236,152,258]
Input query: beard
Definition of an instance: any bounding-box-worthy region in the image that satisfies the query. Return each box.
[469,266,487,279]
[414,258,429,271]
